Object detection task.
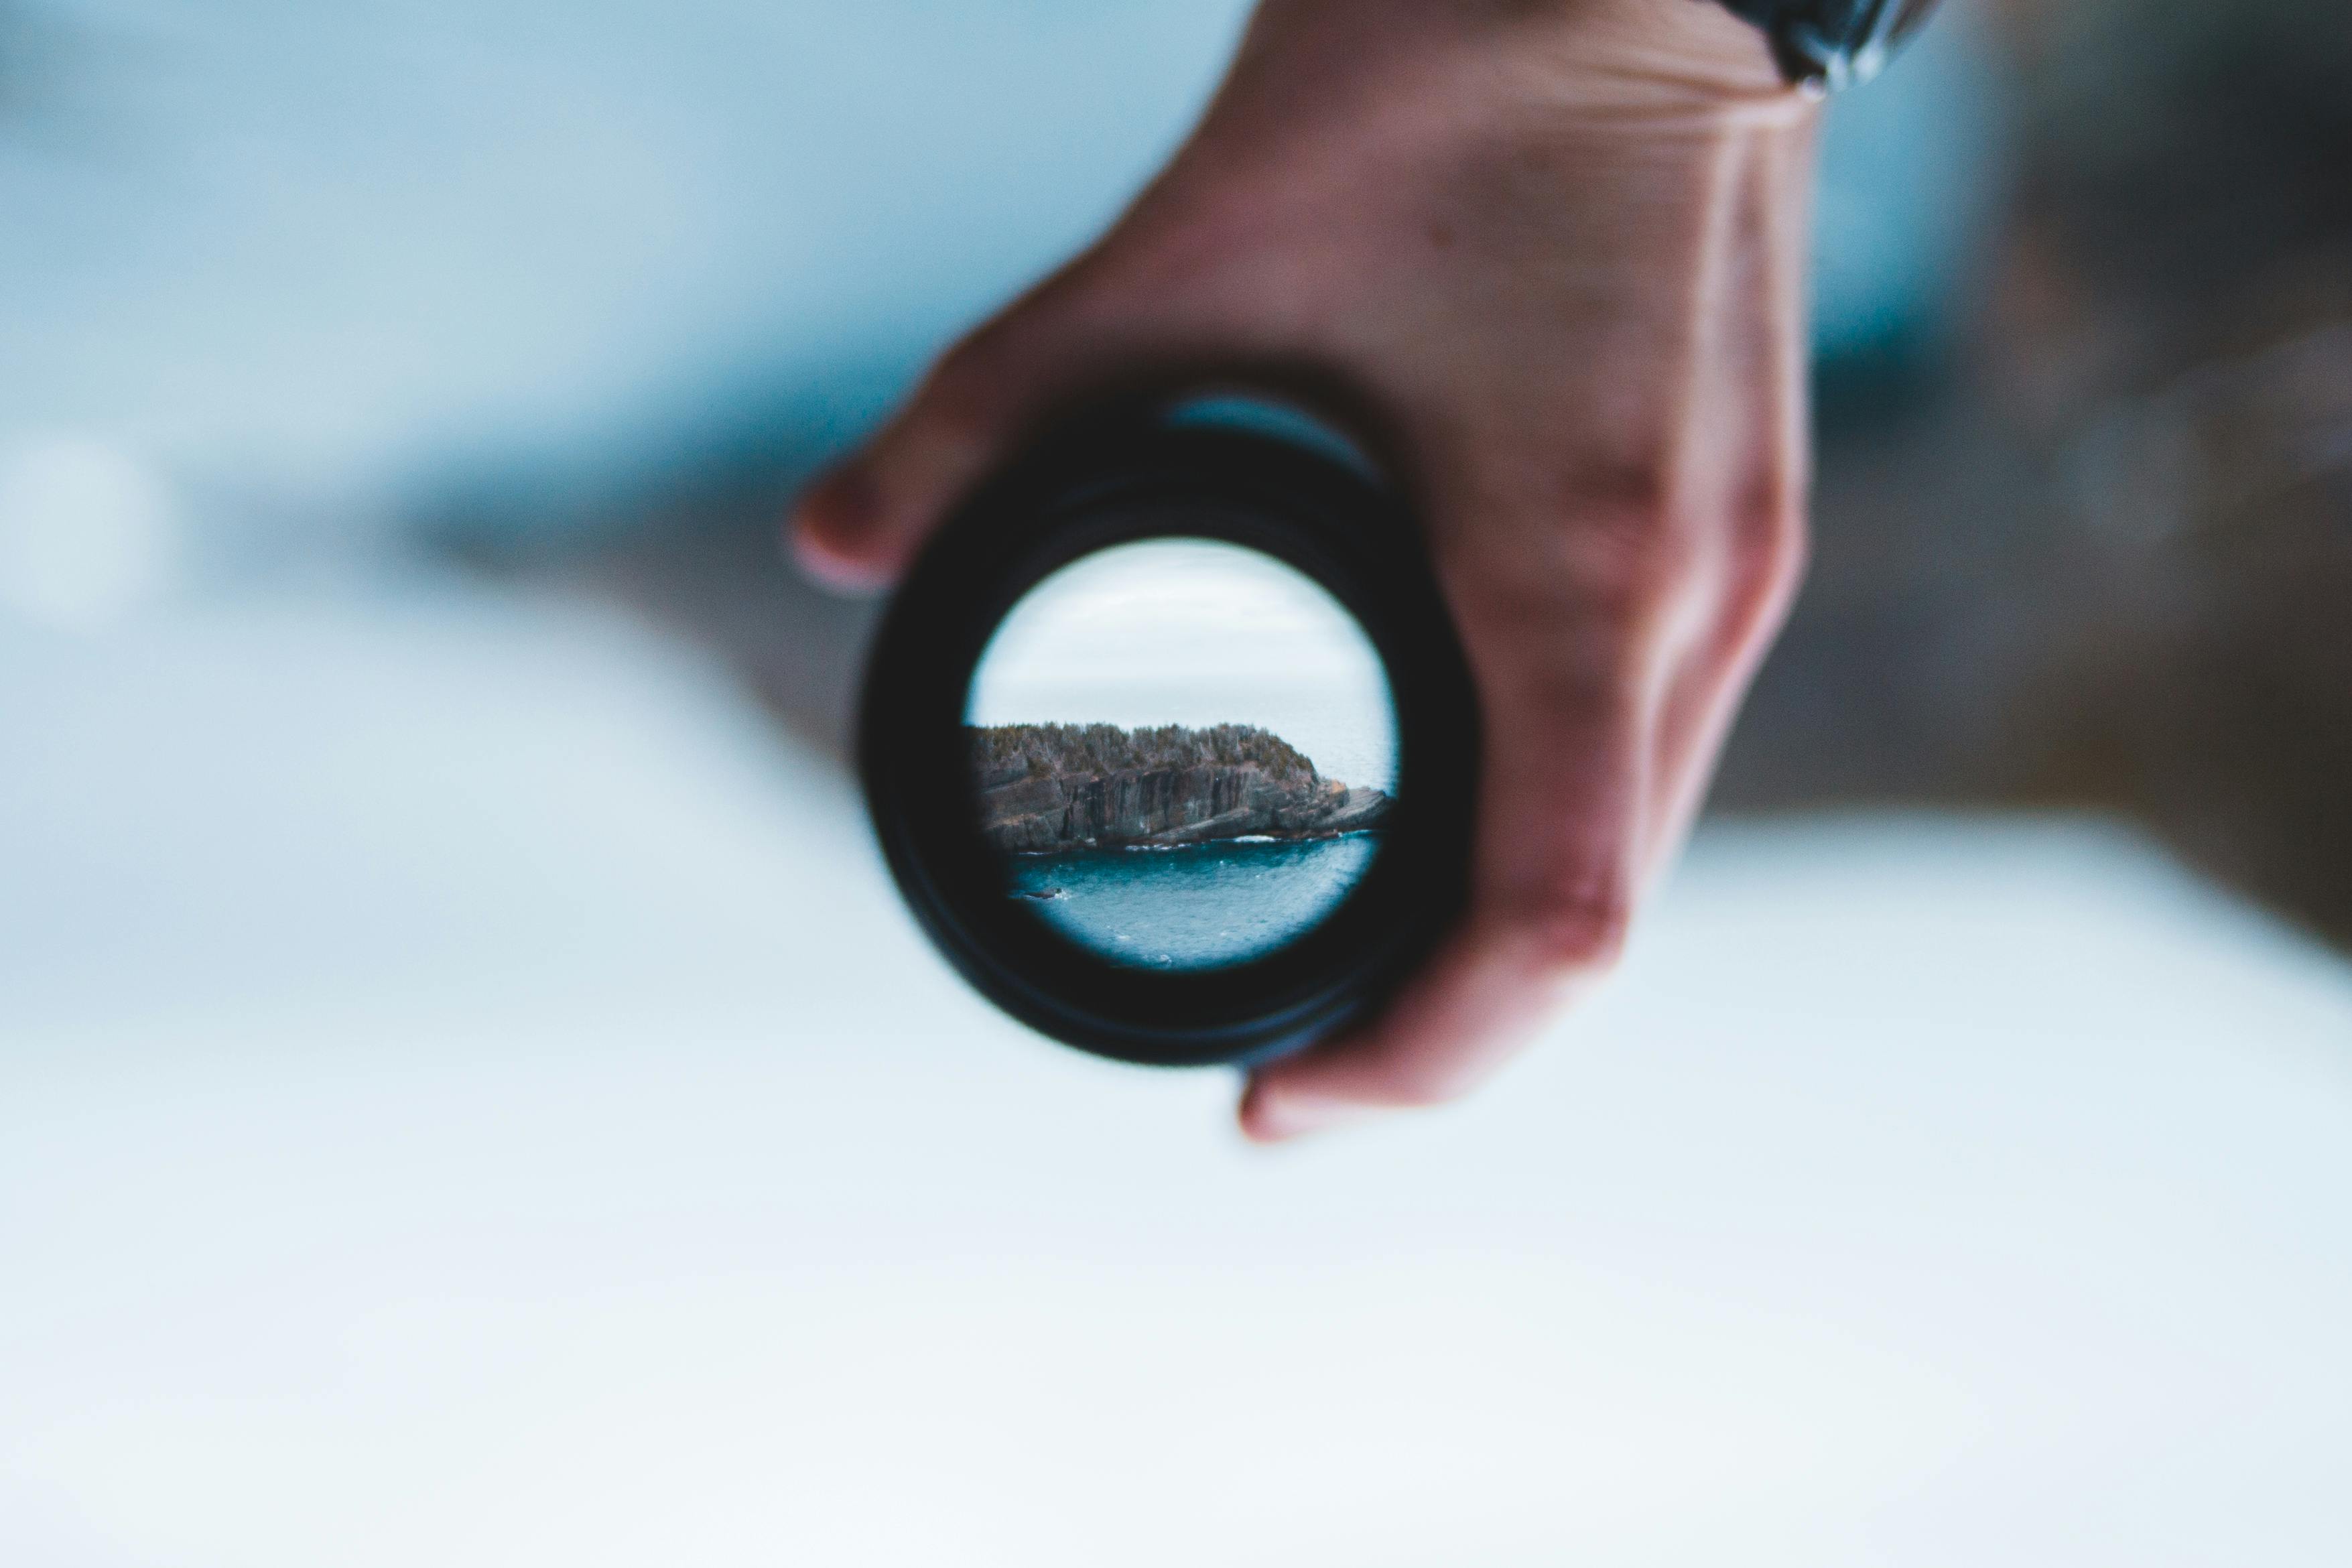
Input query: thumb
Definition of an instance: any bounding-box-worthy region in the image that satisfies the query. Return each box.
[789,285,1109,594]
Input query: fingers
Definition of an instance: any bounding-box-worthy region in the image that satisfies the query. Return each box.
[1237,467,1805,1143]
[789,271,1112,593]
[789,333,1041,592]
[1242,590,1658,1139]
[1238,903,1628,1140]
[1641,490,1806,875]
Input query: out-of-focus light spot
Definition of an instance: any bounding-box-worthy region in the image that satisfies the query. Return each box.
[0,432,184,628]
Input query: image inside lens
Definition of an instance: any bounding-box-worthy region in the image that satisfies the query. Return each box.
[966,539,1399,972]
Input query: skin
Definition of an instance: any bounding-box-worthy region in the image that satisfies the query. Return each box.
[793,0,1820,1140]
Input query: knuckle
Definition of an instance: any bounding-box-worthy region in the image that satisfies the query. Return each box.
[1718,482,1811,641]
[1548,482,1811,660]
[1632,516,1712,603]
[1731,476,1810,578]
[917,342,1006,437]
[1513,882,1634,977]
[923,306,1063,425]
[1560,476,1688,589]
[1540,459,1811,607]
[1552,460,1675,531]
[1532,495,1712,631]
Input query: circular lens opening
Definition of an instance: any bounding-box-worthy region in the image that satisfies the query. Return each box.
[965,538,1399,972]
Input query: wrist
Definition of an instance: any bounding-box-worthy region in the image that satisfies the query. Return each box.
[1240,0,1805,122]
[1516,0,1805,113]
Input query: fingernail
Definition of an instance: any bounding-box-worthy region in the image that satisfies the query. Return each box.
[798,463,879,542]
[1240,1084,1372,1144]
[789,465,889,588]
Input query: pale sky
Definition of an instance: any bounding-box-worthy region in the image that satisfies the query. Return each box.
[969,538,1384,700]
[964,538,1400,787]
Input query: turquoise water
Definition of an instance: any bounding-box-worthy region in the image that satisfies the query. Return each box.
[1008,834,1381,970]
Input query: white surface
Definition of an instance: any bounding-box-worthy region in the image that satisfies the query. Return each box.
[4,577,2351,1565]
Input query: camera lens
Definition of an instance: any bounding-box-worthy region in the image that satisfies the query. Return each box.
[967,537,1400,973]
[860,393,1477,1068]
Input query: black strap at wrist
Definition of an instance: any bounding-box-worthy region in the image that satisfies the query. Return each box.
[1713,0,1941,92]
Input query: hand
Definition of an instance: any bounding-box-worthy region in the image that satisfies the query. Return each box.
[793,0,1819,1139]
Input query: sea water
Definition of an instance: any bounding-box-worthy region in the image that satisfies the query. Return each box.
[1009,833,1382,970]
[966,510,1412,988]
[982,674,1398,970]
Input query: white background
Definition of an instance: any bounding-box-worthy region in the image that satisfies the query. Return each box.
[5,580,2349,1565]
[3,3,2343,1560]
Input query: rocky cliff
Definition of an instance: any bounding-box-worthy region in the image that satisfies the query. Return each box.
[970,722,1392,854]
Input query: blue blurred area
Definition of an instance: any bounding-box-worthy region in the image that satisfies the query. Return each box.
[1812,0,2008,367]
[0,0,2007,570]
[0,0,1252,558]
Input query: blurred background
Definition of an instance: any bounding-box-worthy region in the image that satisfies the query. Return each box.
[3,1,2349,1563]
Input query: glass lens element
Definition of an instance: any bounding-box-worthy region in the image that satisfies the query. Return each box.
[966,539,1399,971]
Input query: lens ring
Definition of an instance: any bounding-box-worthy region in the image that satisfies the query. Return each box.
[859,399,1479,1068]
